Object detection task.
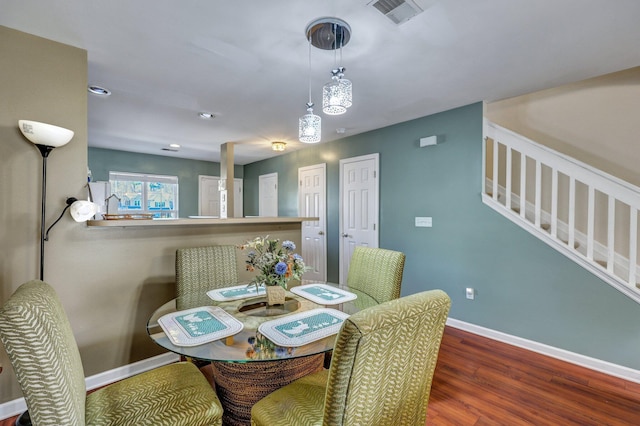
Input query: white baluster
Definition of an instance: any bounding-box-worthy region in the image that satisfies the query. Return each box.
[630,208,637,286]
[568,177,575,249]
[607,196,615,273]
[535,160,542,228]
[587,185,595,261]
[520,154,526,219]
[551,168,558,237]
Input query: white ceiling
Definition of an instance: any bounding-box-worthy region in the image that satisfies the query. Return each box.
[2,0,640,164]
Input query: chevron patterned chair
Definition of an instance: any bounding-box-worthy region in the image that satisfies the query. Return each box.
[250,289,451,426]
[347,246,406,304]
[0,280,223,426]
[175,245,239,310]
[322,246,406,368]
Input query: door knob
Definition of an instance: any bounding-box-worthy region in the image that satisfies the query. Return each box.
[318,231,324,235]
[342,233,350,238]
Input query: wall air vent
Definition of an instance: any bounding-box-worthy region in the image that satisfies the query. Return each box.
[369,0,423,25]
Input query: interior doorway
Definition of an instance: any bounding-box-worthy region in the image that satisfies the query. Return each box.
[298,163,327,282]
[198,176,243,217]
[259,173,278,216]
[339,153,379,283]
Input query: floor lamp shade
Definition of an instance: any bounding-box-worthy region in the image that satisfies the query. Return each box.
[18,120,74,281]
[19,120,74,148]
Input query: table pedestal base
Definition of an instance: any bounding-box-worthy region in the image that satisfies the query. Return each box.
[211,354,324,426]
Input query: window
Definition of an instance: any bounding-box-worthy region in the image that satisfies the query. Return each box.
[109,172,179,218]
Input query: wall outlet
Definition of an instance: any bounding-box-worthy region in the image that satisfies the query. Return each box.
[465,287,475,300]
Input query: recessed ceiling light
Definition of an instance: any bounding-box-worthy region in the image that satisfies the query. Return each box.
[87,85,111,96]
[169,143,181,148]
[198,112,215,119]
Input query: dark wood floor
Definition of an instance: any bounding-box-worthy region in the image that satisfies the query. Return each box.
[2,326,638,425]
[426,327,640,425]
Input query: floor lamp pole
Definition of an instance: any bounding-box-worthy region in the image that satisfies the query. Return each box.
[36,144,54,281]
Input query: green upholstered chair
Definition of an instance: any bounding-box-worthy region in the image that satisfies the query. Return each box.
[175,245,238,310]
[0,280,223,426]
[346,246,406,304]
[251,289,451,426]
[321,246,406,368]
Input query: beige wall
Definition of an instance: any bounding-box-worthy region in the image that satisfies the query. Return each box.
[0,26,302,404]
[1,26,88,401]
[485,66,640,187]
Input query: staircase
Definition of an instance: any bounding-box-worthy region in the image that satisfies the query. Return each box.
[482,119,640,304]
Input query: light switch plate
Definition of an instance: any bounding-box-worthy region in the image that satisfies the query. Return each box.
[415,217,432,227]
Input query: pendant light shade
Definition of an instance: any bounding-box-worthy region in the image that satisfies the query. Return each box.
[322,68,352,115]
[299,103,321,143]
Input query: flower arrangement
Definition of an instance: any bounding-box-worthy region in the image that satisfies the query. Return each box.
[240,236,307,289]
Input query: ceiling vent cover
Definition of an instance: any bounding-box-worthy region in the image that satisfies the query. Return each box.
[369,0,423,25]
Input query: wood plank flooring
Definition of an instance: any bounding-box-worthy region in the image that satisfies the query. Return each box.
[1,326,638,425]
[426,326,640,425]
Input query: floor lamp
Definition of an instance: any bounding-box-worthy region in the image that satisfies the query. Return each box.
[18,120,75,281]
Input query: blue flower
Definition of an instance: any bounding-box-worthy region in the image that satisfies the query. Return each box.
[282,240,296,251]
[274,261,288,276]
[293,254,303,261]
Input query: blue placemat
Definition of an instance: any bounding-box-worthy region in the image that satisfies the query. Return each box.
[158,306,244,346]
[174,310,227,337]
[258,308,350,347]
[291,283,357,305]
[208,284,266,301]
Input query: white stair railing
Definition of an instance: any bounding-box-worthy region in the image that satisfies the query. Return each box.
[482,119,640,304]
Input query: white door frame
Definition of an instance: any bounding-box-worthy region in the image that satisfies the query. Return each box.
[339,153,380,284]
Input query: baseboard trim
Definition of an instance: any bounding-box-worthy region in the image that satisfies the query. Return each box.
[0,352,180,419]
[447,318,640,384]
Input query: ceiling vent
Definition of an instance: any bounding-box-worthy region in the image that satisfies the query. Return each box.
[369,0,423,25]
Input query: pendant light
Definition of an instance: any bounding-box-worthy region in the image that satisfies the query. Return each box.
[318,19,352,115]
[323,67,352,115]
[299,32,321,143]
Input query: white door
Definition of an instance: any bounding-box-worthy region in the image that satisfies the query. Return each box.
[234,178,243,218]
[199,176,242,217]
[259,173,278,216]
[298,163,327,282]
[339,154,379,283]
[199,175,220,216]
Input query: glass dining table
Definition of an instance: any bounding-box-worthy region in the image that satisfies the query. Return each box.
[147,282,377,426]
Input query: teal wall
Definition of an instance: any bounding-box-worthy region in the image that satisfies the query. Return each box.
[88,147,243,217]
[243,102,640,370]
